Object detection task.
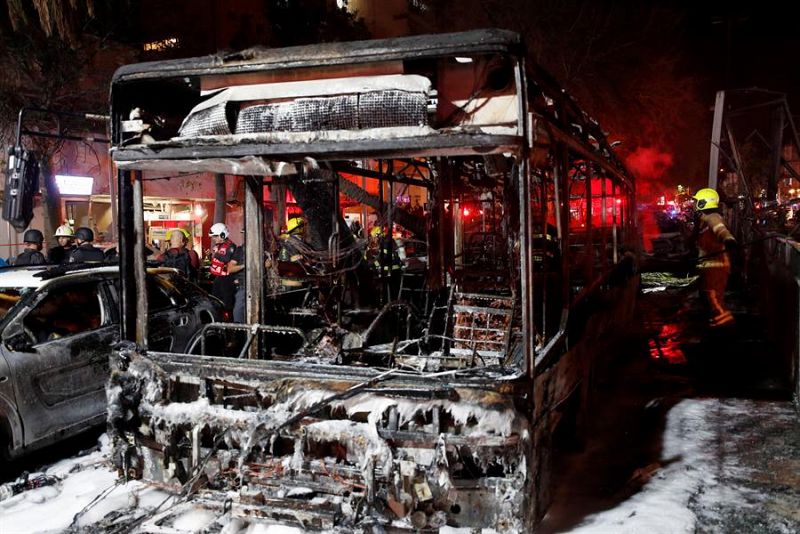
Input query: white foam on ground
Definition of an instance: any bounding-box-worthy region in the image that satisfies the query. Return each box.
[2,399,792,533]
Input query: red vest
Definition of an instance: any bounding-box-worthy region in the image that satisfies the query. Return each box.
[209,240,233,276]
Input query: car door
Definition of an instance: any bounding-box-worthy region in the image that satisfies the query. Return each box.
[149,274,200,352]
[111,275,196,352]
[1,279,117,446]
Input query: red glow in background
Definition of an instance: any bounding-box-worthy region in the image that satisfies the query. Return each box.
[625,146,675,251]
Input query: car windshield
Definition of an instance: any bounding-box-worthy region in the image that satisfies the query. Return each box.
[0,287,36,320]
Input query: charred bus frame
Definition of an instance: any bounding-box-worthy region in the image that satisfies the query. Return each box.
[109,30,637,531]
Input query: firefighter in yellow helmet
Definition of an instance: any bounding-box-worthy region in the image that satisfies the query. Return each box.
[693,188,737,327]
[279,217,306,263]
[368,224,403,301]
[274,216,310,292]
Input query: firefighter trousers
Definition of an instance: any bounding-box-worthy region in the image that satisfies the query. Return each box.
[699,256,734,327]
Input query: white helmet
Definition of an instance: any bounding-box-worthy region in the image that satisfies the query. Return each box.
[54,224,74,237]
[209,222,229,238]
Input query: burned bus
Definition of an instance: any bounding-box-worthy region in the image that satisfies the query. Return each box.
[108,30,637,532]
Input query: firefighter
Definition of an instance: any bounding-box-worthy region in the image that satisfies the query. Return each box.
[693,188,737,327]
[208,222,238,315]
[48,224,75,265]
[276,217,308,290]
[368,225,403,301]
[69,227,105,263]
[158,228,200,281]
[368,226,403,269]
[14,229,46,265]
[278,217,306,263]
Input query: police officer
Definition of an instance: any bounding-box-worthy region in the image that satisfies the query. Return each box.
[48,224,75,265]
[693,188,737,327]
[14,229,46,265]
[208,223,238,316]
[69,227,105,263]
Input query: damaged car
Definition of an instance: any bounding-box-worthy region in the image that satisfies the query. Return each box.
[0,265,223,460]
[107,29,638,532]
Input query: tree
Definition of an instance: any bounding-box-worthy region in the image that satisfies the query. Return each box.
[0,0,373,243]
[0,1,136,238]
[1,1,135,45]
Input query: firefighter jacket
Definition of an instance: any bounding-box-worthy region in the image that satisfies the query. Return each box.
[278,235,305,263]
[368,237,403,273]
[697,211,734,268]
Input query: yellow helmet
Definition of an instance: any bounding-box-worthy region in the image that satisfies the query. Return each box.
[286,216,305,234]
[693,188,719,210]
[166,228,191,241]
[370,226,384,238]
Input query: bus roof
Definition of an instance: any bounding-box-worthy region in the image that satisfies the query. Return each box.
[112,29,522,84]
[110,29,528,170]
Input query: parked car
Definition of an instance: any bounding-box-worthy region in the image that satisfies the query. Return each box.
[0,264,224,460]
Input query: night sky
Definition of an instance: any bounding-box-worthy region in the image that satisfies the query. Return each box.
[5,1,800,196]
[578,0,800,194]
[664,1,800,195]
[682,1,800,107]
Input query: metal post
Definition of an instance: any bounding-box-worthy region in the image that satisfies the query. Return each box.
[427,159,444,291]
[275,182,286,235]
[118,170,136,342]
[387,162,395,303]
[555,143,570,307]
[541,174,549,338]
[768,106,784,201]
[133,171,147,346]
[108,158,118,242]
[708,91,726,190]
[612,184,619,264]
[361,173,368,233]
[518,157,535,376]
[245,176,264,334]
[584,167,593,282]
[601,175,608,270]
[378,161,387,303]
[214,173,226,224]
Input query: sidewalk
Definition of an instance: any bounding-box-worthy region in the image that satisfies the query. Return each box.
[540,281,800,533]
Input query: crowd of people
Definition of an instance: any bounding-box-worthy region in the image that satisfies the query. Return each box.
[204,215,414,323]
[6,211,422,329]
[10,224,108,266]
